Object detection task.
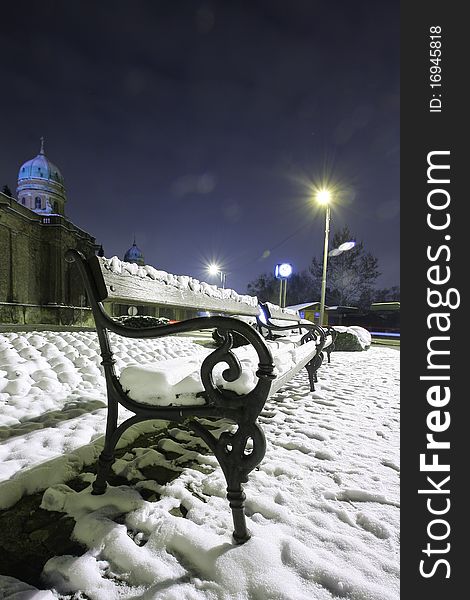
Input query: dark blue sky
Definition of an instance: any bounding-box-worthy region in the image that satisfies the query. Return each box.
[0,0,399,294]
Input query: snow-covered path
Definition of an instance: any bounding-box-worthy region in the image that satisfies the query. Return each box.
[0,332,399,599]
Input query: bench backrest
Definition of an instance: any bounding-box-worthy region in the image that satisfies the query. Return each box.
[86,255,297,320]
[259,301,302,323]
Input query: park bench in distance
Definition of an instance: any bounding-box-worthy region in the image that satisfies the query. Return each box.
[257,302,338,388]
[66,249,329,544]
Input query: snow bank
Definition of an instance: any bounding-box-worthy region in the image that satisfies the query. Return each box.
[0,330,313,488]
[333,326,371,351]
[0,331,207,487]
[348,326,372,348]
[0,331,399,599]
[40,347,399,600]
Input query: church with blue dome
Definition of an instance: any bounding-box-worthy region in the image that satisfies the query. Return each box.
[16,137,67,216]
[0,139,99,325]
[124,237,145,266]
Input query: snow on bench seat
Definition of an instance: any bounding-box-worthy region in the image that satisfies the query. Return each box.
[273,331,334,349]
[119,338,318,407]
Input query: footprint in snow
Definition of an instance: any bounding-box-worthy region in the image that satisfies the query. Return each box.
[381,459,400,472]
[356,512,391,539]
[278,441,311,454]
[314,450,336,461]
[312,399,335,407]
[324,488,399,508]
[296,430,328,442]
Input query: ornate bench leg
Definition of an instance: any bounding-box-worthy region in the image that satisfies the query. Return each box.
[189,420,266,544]
[221,424,267,543]
[92,451,115,495]
[305,360,316,391]
[92,392,119,495]
[92,411,144,495]
[227,485,250,544]
[305,352,324,392]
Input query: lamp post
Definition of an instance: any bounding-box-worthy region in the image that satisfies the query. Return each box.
[208,263,226,289]
[316,189,331,326]
[274,262,293,308]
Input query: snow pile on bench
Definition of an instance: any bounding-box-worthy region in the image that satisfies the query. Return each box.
[120,338,318,406]
[264,301,297,316]
[102,256,259,308]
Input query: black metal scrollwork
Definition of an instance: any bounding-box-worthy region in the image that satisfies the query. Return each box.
[188,419,267,543]
[201,330,241,396]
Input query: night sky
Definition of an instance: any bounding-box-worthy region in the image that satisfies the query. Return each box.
[0,0,399,294]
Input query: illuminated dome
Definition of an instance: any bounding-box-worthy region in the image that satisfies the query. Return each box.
[16,138,67,215]
[18,151,64,185]
[124,238,145,266]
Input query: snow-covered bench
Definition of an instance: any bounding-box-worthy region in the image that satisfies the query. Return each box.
[66,249,327,544]
[257,302,337,380]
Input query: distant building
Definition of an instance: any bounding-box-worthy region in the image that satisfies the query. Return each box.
[367,302,400,335]
[327,302,400,335]
[0,140,99,326]
[287,302,323,323]
[325,306,360,326]
[123,237,145,266]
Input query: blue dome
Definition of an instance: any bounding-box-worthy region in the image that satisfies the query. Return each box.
[124,241,145,266]
[18,153,64,185]
[16,139,68,216]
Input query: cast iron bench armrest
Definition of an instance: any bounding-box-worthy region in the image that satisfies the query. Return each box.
[258,318,326,348]
[323,325,338,347]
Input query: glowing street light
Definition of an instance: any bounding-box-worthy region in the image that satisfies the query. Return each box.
[207,263,227,288]
[316,188,332,326]
[338,241,356,252]
[274,262,293,308]
[274,262,293,279]
[208,263,219,276]
[316,189,332,205]
[329,240,356,257]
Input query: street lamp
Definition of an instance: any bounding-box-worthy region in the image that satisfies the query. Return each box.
[316,189,331,326]
[329,241,356,257]
[207,263,227,288]
[274,262,293,308]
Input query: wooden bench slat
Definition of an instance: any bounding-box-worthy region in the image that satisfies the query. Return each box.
[261,304,302,321]
[99,261,260,316]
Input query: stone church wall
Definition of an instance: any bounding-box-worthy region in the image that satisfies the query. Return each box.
[0,192,97,326]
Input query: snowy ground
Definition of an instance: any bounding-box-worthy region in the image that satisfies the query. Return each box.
[0,331,399,599]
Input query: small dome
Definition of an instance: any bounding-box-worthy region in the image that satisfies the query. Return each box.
[124,240,145,266]
[17,138,64,185]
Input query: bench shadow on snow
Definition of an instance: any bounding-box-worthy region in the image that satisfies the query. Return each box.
[0,398,107,441]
